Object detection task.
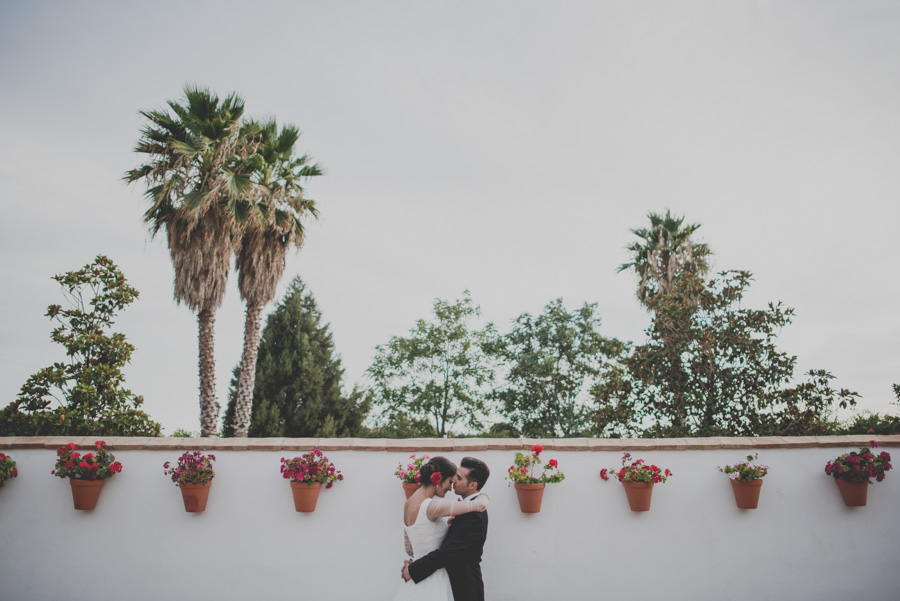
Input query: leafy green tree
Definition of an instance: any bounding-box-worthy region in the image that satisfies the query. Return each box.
[222,277,369,437]
[492,298,623,437]
[366,292,497,436]
[230,119,322,437]
[0,257,161,436]
[594,271,859,437]
[125,85,249,436]
[362,413,438,438]
[618,210,711,308]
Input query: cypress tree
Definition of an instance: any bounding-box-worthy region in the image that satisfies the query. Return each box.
[223,277,369,437]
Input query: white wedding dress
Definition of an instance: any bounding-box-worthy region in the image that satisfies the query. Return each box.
[391,497,455,601]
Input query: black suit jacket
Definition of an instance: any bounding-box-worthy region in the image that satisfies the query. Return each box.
[408,505,488,601]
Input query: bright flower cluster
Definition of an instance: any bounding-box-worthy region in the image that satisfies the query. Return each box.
[0,452,17,486]
[163,451,216,485]
[281,447,343,488]
[506,444,565,485]
[825,441,892,484]
[52,441,123,481]
[395,453,429,484]
[601,452,672,484]
[718,453,770,483]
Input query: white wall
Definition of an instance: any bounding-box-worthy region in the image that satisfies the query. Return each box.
[1,442,897,601]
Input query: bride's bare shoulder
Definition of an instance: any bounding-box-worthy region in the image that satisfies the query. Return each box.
[403,496,427,526]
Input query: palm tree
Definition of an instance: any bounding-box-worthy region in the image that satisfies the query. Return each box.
[125,85,252,437]
[229,119,322,437]
[618,210,712,308]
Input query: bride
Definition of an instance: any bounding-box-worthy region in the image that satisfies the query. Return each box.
[393,456,489,601]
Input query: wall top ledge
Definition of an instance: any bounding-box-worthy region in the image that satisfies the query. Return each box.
[1,435,898,452]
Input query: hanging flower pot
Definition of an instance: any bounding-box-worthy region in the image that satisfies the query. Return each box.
[395,453,429,496]
[601,453,672,512]
[402,482,420,499]
[281,448,343,513]
[290,481,322,512]
[825,441,891,508]
[835,479,868,507]
[622,481,654,512]
[506,445,565,514]
[0,452,17,489]
[730,479,763,509]
[52,441,123,510]
[179,482,212,512]
[70,479,105,510]
[163,451,216,512]
[513,482,546,513]
[719,454,770,509]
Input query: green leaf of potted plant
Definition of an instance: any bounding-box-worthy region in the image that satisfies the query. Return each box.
[52,441,123,510]
[719,453,770,509]
[824,440,892,507]
[0,452,18,488]
[506,444,564,513]
[601,452,672,512]
[280,447,343,512]
[163,451,216,512]
[395,453,429,498]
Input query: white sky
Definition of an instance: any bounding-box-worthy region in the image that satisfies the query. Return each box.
[1,1,898,434]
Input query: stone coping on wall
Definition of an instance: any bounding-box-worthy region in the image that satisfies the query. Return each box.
[1,434,898,452]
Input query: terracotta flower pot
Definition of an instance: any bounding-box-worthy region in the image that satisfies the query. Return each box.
[402,482,419,499]
[179,482,212,512]
[835,478,868,507]
[730,479,763,509]
[290,481,322,512]
[622,481,654,512]
[70,479,104,510]
[513,482,545,513]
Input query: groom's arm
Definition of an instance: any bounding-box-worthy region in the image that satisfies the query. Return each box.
[407,513,485,584]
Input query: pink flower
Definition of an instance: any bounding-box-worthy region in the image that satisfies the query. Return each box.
[871,440,879,448]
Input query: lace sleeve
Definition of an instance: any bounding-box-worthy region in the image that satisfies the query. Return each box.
[425,494,489,521]
[404,530,413,557]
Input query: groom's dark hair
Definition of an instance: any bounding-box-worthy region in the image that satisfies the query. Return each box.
[461,457,490,490]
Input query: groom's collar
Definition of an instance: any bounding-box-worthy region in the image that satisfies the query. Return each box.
[462,492,481,501]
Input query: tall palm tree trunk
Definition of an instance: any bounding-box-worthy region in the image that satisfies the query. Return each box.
[198,308,219,437]
[232,303,263,437]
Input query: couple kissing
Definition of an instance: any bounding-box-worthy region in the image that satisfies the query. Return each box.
[395,456,491,601]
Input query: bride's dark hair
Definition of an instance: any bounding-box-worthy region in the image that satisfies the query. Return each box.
[419,456,457,486]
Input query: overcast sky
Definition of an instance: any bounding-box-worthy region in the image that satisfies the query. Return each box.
[1,1,897,434]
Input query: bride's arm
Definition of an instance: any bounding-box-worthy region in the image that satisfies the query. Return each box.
[425,495,489,521]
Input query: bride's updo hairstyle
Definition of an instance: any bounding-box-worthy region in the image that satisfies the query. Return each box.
[419,456,457,486]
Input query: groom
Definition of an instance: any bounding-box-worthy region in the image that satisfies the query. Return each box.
[402,456,491,601]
